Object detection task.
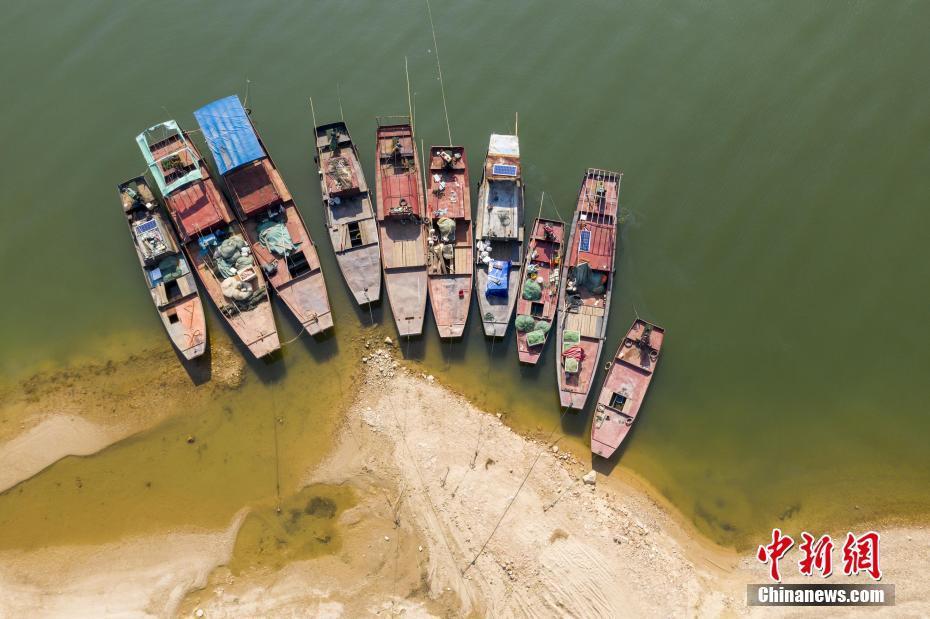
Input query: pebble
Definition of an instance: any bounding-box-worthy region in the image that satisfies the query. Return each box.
[384,337,393,345]
[195,609,204,618]
[384,536,390,541]
[551,445,559,453]
[418,545,423,552]
[427,375,435,383]
[582,470,597,485]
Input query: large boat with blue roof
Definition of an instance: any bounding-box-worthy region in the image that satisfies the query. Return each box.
[194,95,333,337]
[136,121,280,358]
[474,134,524,338]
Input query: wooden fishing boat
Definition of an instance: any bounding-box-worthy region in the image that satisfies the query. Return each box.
[555,168,622,409]
[474,134,524,338]
[312,121,381,306]
[515,217,565,364]
[136,121,280,358]
[374,119,428,338]
[195,96,333,336]
[591,320,665,458]
[118,176,206,360]
[426,146,472,338]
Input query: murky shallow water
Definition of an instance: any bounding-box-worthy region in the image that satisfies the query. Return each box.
[0,0,928,550]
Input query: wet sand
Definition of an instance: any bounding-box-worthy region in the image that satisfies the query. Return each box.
[0,345,927,616]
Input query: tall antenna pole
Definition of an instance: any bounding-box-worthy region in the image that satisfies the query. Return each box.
[426,0,453,146]
[405,56,415,136]
[515,112,519,137]
[336,83,345,122]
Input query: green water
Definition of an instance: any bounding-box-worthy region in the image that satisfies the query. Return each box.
[1,1,928,549]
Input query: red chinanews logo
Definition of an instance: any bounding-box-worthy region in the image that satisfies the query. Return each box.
[756,529,882,582]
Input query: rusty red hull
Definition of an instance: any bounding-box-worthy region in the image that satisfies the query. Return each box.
[515,218,565,364]
[555,169,622,409]
[427,146,472,339]
[591,320,665,458]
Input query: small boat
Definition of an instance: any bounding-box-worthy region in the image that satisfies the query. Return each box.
[475,134,524,337]
[118,176,206,360]
[312,121,382,306]
[591,320,665,458]
[194,95,333,336]
[374,119,428,337]
[136,121,280,358]
[515,217,565,364]
[555,168,622,409]
[426,146,473,338]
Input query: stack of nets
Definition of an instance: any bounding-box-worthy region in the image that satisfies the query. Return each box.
[516,315,552,347]
[257,219,296,257]
[213,235,254,278]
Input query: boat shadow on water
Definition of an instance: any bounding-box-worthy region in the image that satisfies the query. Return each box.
[173,339,213,386]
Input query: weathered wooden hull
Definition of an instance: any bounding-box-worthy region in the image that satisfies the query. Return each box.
[428,274,471,338]
[427,146,472,339]
[183,232,280,358]
[315,121,382,306]
[384,265,428,337]
[591,320,664,458]
[516,218,565,364]
[555,168,622,409]
[119,176,208,361]
[159,295,207,360]
[242,202,333,336]
[374,123,428,338]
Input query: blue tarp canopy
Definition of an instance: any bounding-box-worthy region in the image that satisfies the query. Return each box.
[485,260,510,298]
[193,95,265,175]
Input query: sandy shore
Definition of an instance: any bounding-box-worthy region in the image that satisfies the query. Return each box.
[0,343,244,493]
[0,345,927,617]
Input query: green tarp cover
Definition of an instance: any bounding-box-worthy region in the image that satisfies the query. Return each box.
[522,279,542,300]
[515,314,536,332]
[574,262,606,295]
[563,330,581,344]
[257,219,296,256]
[526,330,546,347]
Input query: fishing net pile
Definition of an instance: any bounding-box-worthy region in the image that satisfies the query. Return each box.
[257,218,296,257]
[214,235,254,278]
[561,330,584,374]
[572,262,606,295]
[515,315,552,347]
[521,279,542,300]
[212,234,266,312]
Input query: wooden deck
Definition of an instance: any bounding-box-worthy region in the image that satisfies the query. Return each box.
[427,146,473,338]
[474,134,524,338]
[315,121,381,306]
[213,117,333,336]
[592,320,665,458]
[375,122,427,337]
[555,168,622,409]
[516,218,565,364]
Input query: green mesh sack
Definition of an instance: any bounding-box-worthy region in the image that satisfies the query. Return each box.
[564,357,579,374]
[526,330,546,347]
[535,320,551,333]
[515,314,536,332]
[522,279,542,300]
[563,330,581,344]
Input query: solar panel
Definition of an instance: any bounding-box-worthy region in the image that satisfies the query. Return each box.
[134,220,159,234]
[492,163,518,177]
[579,229,592,252]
